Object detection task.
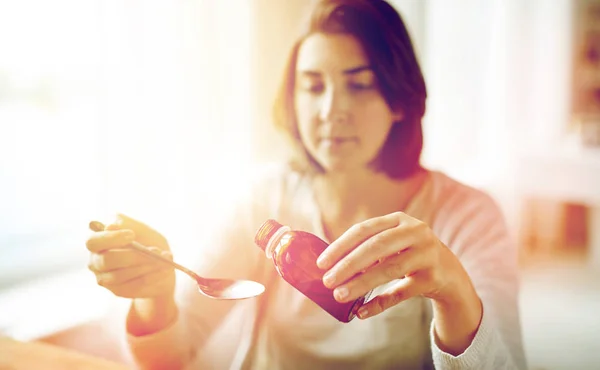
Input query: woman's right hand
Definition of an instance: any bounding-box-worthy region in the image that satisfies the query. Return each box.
[85,213,176,299]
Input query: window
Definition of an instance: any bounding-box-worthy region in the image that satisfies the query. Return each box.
[0,0,253,290]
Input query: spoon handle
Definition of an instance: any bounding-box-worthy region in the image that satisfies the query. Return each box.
[126,240,202,281]
[88,221,203,284]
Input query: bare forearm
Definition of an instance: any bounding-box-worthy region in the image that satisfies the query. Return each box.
[127,294,178,337]
[125,295,192,370]
[432,279,483,356]
[432,292,482,356]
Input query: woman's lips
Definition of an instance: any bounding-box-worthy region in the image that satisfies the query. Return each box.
[319,137,358,153]
[320,137,358,145]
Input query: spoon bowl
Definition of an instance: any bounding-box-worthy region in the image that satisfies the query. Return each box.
[89,220,265,300]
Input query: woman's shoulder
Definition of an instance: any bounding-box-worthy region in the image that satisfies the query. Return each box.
[212,162,300,231]
[247,161,304,192]
[233,161,307,211]
[422,170,512,258]
[429,170,497,202]
[425,170,504,221]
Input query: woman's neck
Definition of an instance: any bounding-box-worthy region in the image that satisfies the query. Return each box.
[312,168,428,239]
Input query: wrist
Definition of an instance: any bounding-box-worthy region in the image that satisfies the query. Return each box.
[128,293,178,336]
[435,268,478,309]
[432,281,481,329]
[432,242,477,305]
[431,266,483,355]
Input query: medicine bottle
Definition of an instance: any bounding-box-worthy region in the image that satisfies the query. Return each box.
[254,219,370,322]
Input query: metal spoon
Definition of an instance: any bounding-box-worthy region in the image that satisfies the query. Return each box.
[89,220,265,300]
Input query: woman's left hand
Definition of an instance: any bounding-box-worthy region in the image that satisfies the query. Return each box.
[316,211,473,319]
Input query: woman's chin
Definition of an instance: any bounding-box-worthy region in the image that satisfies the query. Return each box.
[319,157,365,174]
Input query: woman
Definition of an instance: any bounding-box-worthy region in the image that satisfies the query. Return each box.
[86,1,527,369]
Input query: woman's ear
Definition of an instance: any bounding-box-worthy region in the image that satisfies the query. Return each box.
[392,109,404,122]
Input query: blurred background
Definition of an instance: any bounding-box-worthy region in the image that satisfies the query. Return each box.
[0,0,599,369]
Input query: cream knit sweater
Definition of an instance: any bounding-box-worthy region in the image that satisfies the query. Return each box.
[126,166,527,370]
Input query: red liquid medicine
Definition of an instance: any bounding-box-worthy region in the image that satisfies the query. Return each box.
[254,219,371,322]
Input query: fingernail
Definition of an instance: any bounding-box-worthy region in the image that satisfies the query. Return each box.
[89,221,104,232]
[334,286,348,300]
[357,306,368,319]
[316,255,328,269]
[323,271,335,286]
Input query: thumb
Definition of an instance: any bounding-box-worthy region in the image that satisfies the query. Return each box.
[104,213,137,231]
[113,213,151,232]
[114,213,169,250]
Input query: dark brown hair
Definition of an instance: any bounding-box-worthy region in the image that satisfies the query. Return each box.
[272,0,427,179]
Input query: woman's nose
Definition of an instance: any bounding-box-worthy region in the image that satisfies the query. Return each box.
[319,88,350,124]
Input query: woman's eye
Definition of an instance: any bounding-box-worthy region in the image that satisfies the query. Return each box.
[305,84,324,94]
[348,82,373,92]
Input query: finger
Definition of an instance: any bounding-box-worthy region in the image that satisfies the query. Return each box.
[86,229,135,252]
[110,269,175,298]
[113,213,143,229]
[317,212,402,270]
[96,263,170,287]
[356,275,424,319]
[88,249,165,272]
[114,213,168,248]
[331,248,422,302]
[135,269,176,298]
[146,246,162,254]
[323,227,415,289]
[146,246,173,260]
[105,223,121,231]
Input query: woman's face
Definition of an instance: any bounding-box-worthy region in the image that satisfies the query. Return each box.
[294,32,402,173]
